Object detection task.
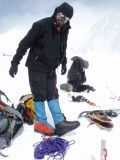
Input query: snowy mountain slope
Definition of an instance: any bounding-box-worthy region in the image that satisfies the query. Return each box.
[78,13,120,54]
[0,27,28,55]
[1,27,120,160]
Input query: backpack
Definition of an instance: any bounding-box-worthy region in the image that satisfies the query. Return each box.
[0,90,23,156]
[18,94,36,120]
[16,102,34,125]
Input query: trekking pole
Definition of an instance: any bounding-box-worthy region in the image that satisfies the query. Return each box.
[100,139,107,160]
[106,86,120,101]
[71,48,76,55]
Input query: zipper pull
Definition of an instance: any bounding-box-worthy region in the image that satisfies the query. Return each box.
[35,56,38,60]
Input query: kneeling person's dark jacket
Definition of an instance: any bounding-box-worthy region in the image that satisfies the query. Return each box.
[67,59,86,92]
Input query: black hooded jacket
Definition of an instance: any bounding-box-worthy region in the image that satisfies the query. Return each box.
[11,2,73,73]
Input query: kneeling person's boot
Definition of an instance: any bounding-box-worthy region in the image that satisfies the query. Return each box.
[47,99,80,136]
[88,86,96,93]
[34,101,55,136]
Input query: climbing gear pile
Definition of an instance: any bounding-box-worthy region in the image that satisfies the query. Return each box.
[78,109,118,130]
[87,114,114,130]
[70,95,101,108]
[78,109,118,118]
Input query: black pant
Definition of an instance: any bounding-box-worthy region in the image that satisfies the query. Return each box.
[72,83,90,92]
[28,69,59,101]
[76,84,90,92]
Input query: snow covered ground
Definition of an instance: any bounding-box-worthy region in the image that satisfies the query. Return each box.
[0,51,120,160]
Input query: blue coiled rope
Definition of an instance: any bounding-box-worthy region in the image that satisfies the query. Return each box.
[33,136,75,160]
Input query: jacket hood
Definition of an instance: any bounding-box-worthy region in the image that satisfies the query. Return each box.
[54,2,73,19]
[71,56,89,69]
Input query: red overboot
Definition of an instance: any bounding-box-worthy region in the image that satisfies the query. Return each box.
[34,122,55,136]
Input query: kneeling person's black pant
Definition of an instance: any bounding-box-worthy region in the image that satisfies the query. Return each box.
[72,81,90,92]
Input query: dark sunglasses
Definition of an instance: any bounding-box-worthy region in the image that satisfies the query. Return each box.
[59,12,70,22]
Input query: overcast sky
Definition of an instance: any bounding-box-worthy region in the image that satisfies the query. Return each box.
[0,0,120,33]
[0,0,120,47]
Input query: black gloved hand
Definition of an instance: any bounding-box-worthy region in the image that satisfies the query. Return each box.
[61,63,67,75]
[9,65,18,78]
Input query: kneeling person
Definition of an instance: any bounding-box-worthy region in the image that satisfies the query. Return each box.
[60,56,96,93]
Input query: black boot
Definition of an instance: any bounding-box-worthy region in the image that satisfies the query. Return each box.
[55,120,80,136]
[88,86,96,92]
